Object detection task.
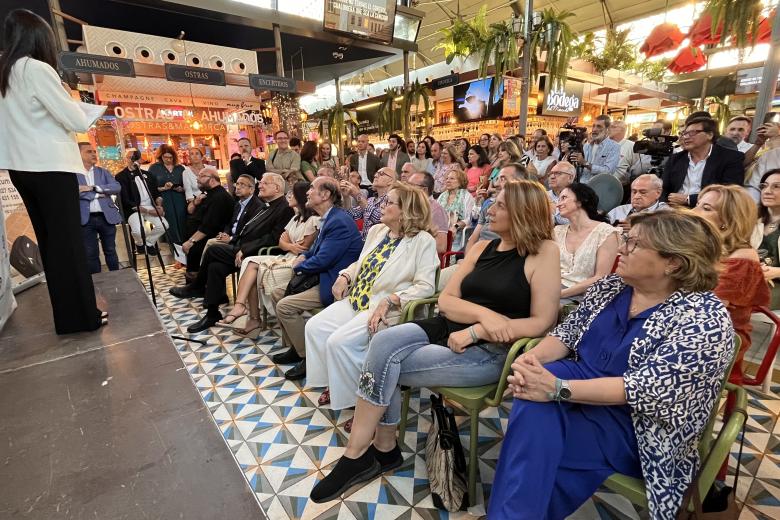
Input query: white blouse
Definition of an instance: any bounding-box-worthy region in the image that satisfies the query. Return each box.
[555,222,619,288]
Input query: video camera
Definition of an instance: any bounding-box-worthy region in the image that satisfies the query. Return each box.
[558,123,588,154]
[632,128,678,175]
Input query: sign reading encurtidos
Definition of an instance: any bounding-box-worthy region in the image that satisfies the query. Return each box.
[165,64,226,86]
[59,51,135,77]
[249,74,296,93]
[541,80,584,117]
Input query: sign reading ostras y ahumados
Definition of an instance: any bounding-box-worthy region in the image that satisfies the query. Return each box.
[542,81,584,117]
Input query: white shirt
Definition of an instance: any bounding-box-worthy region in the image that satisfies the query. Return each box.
[679,145,713,196]
[84,166,102,213]
[358,152,368,184]
[607,200,668,224]
[135,175,154,208]
[615,139,637,184]
[737,140,753,153]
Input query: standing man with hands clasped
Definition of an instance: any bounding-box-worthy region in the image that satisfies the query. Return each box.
[228,137,265,193]
[76,142,122,274]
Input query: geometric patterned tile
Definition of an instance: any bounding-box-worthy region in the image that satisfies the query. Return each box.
[138,266,780,520]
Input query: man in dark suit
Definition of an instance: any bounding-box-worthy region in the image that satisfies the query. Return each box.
[661,117,744,207]
[380,133,411,177]
[181,166,235,276]
[348,133,381,188]
[270,176,363,380]
[169,172,293,332]
[228,137,265,193]
[76,142,123,274]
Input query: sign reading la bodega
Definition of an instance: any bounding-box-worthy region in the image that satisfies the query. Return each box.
[59,51,135,78]
[541,80,584,117]
[165,64,226,86]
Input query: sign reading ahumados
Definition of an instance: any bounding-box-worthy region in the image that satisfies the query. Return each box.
[59,51,135,77]
[541,80,584,117]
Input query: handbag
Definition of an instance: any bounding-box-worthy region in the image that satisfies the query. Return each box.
[284,270,319,296]
[676,406,747,519]
[425,393,468,512]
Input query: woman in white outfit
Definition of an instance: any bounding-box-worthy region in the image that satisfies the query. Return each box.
[305,183,439,416]
[217,181,319,334]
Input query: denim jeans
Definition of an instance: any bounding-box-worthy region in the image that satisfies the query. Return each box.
[358,322,508,425]
[82,213,119,274]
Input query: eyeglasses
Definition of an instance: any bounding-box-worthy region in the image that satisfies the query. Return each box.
[375,171,393,179]
[679,129,706,138]
[235,182,254,188]
[382,199,400,208]
[760,182,780,192]
[549,171,572,177]
[620,234,641,255]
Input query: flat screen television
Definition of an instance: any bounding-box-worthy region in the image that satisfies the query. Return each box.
[323,0,396,45]
[453,78,504,121]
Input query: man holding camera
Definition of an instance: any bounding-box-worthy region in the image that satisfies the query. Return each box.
[570,115,621,183]
[661,117,745,207]
[745,119,780,201]
[115,149,167,256]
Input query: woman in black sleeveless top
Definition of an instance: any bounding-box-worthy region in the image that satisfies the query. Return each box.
[311,180,562,503]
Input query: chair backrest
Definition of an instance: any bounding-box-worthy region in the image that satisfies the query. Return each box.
[589,173,624,213]
[697,334,741,459]
[438,230,454,268]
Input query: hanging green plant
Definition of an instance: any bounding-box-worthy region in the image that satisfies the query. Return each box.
[530,9,577,89]
[577,29,637,74]
[477,20,521,100]
[324,102,351,160]
[403,79,433,138]
[377,87,400,138]
[705,0,763,49]
[632,58,670,83]
[432,6,489,64]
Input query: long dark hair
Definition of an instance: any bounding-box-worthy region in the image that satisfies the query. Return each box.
[759,169,780,225]
[565,183,607,222]
[416,140,431,159]
[292,181,315,222]
[0,10,59,97]
[300,141,318,163]
[468,144,489,167]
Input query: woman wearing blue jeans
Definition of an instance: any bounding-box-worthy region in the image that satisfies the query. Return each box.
[310,180,562,503]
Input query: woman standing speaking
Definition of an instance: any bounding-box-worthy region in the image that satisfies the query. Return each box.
[0,9,107,334]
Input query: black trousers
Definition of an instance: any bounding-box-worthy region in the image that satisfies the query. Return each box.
[184,239,207,273]
[192,242,237,306]
[9,171,101,334]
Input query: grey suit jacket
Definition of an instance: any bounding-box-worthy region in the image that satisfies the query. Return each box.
[380,150,410,176]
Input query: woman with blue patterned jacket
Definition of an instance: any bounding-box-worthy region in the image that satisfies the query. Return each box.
[489,210,735,520]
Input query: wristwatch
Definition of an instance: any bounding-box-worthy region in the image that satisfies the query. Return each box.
[187,238,197,245]
[550,378,572,402]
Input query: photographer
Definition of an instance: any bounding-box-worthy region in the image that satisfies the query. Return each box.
[661,117,744,208]
[569,115,621,183]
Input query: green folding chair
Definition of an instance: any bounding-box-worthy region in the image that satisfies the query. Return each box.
[397,294,544,507]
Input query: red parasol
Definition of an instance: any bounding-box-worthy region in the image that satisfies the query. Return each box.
[668,46,707,74]
[640,23,686,58]
[689,12,723,46]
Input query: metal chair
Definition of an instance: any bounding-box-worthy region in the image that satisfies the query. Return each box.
[744,306,780,392]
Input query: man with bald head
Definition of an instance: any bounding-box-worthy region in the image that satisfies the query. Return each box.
[607,174,668,232]
[271,176,363,380]
[342,166,397,239]
[348,134,381,189]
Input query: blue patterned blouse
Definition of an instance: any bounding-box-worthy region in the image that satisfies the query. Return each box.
[348,235,402,311]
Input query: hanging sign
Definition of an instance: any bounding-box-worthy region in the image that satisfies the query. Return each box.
[541,80,584,117]
[430,74,459,90]
[59,51,135,77]
[249,74,297,93]
[165,64,226,86]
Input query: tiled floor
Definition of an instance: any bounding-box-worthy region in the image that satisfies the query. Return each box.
[139,266,780,519]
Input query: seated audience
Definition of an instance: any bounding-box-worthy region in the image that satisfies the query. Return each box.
[380,134,410,176]
[343,166,398,239]
[305,184,438,425]
[555,183,620,302]
[465,163,527,253]
[181,166,235,275]
[437,168,475,251]
[299,141,318,182]
[757,169,780,308]
[607,174,668,232]
[218,181,319,334]
[183,147,205,205]
[315,141,339,172]
[527,135,557,186]
[488,140,523,185]
[662,117,744,208]
[487,133,502,166]
[547,162,575,225]
[411,141,433,174]
[310,180,561,503]
[434,144,467,196]
[400,162,417,183]
[465,144,491,195]
[206,174,263,253]
[745,122,780,201]
[169,173,293,332]
[489,211,734,520]
[407,171,448,254]
[116,150,166,256]
[270,177,363,380]
[429,141,445,194]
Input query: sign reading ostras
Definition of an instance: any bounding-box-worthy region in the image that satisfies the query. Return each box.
[113,106,265,125]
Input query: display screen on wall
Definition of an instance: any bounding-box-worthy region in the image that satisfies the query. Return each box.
[453,78,504,122]
[323,0,396,44]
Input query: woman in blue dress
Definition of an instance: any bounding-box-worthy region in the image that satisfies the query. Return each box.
[148,144,187,245]
[489,211,735,520]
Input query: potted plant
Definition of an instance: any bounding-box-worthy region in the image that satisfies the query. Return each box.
[530,9,576,89]
[478,19,522,100]
[403,79,433,138]
[576,28,637,74]
[705,0,763,49]
[433,5,488,65]
[632,58,670,83]
[378,87,400,138]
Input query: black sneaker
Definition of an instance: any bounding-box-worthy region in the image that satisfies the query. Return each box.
[146,244,159,256]
[310,449,380,503]
[369,444,403,474]
[135,244,146,255]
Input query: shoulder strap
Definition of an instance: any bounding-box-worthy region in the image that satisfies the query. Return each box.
[271,150,278,164]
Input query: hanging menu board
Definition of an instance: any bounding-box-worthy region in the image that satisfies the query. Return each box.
[323,0,396,44]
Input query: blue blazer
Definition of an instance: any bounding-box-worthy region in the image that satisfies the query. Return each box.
[77,166,122,225]
[297,206,362,306]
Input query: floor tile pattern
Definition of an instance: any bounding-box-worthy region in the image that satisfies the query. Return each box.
[138,266,780,519]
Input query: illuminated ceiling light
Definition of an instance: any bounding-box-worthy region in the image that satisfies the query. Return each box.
[583,114,592,122]
[192,121,201,130]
